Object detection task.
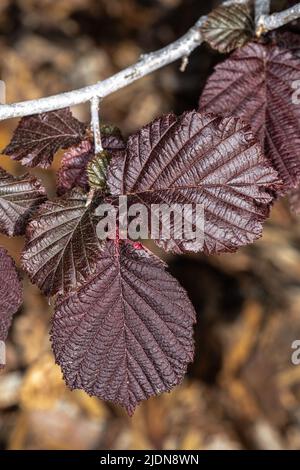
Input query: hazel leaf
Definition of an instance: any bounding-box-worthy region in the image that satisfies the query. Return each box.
[201,3,254,53]
[51,240,196,415]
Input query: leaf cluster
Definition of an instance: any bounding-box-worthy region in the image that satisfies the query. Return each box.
[1,2,299,413]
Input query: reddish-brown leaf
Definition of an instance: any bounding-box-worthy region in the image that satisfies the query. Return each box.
[57,140,93,195]
[51,240,196,415]
[0,247,22,350]
[107,111,279,254]
[21,190,103,296]
[199,35,300,192]
[57,130,125,195]
[4,108,86,168]
[0,168,46,236]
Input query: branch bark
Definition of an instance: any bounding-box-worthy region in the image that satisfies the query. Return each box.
[255,0,271,24]
[90,97,102,153]
[0,24,203,121]
[257,3,300,33]
[0,0,248,121]
[0,0,298,122]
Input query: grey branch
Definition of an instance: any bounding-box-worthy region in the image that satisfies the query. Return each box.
[0,0,296,122]
[255,0,271,24]
[0,18,207,121]
[257,3,300,33]
[0,0,248,121]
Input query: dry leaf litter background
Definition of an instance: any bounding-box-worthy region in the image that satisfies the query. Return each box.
[0,0,300,450]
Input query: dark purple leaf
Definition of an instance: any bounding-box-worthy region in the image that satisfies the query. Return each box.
[0,168,46,236]
[107,111,280,254]
[21,189,102,296]
[100,124,126,152]
[57,140,93,195]
[51,240,196,415]
[201,3,254,53]
[57,128,125,195]
[4,108,86,168]
[199,35,300,192]
[0,247,22,350]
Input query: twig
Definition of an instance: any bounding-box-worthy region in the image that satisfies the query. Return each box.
[180,56,189,73]
[257,3,300,34]
[90,96,103,153]
[0,0,248,121]
[0,0,297,122]
[255,0,271,25]
[0,23,204,121]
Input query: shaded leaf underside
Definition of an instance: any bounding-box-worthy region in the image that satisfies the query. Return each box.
[201,3,254,53]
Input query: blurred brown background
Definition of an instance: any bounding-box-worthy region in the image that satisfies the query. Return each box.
[1,0,300,450]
